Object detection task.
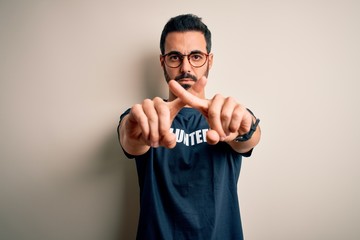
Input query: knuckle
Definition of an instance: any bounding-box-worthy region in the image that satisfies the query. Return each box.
[130,104,142,116]
[232,110,242,121]
[229,121,240,132]
[207,109,218,119]
[220,112,230,122]
[143,98,153,106]
[225,96,235,103]
[235,104,246,114]
[239,104,246,112]
[213,93,224,100]
[153,96,163,103]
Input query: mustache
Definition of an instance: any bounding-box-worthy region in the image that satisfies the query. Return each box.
[174,73,197,82]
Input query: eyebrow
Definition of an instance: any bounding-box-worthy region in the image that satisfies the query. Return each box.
[165,50,205,55]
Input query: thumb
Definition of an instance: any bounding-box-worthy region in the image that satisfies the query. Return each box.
[168,98,186,121]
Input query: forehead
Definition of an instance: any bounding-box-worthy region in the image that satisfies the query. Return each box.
[164,31,207,54]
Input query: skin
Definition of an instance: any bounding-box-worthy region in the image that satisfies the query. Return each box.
[119,31,261,156]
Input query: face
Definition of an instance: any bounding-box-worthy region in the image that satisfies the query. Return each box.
[160,31,213,100]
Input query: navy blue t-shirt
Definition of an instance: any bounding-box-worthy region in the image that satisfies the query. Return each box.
[120,107,248,240]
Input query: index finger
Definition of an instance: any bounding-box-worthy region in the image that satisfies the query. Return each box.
[168,79,208,112]
[168,97,186,120]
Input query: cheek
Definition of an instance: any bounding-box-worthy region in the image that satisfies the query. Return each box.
[196,65,210,78]
[164,67,178,78]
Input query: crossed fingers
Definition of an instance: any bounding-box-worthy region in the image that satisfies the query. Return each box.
[169,77,252,144]
[127,76,252,149]
[126,78,206,149]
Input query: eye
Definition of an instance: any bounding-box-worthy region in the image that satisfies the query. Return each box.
[190,53,204,61]
[168,54,181,62]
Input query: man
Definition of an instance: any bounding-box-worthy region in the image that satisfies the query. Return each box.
[118,14,261,240]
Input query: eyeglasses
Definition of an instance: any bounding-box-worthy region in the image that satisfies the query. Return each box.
[162,51,209,68]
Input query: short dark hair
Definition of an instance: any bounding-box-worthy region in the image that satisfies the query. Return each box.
[160,14,212,55]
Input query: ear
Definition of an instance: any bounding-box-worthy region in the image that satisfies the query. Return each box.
[160,54,165,67]
[208,53,214,69]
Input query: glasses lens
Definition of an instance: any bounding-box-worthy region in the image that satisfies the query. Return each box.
[165,53,182,68]
[164,52,208,68]
[189,53,207,67]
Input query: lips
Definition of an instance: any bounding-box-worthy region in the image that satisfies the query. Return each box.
[177,78,194,83]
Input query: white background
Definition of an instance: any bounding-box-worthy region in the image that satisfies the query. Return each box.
[1,1,359,239]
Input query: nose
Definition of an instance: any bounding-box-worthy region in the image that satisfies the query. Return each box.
[180,56,192,73]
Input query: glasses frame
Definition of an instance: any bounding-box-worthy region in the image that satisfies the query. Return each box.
[162,51,210,68]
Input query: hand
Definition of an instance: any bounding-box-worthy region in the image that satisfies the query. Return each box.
[123,78,207,150]
[169,76,254,145]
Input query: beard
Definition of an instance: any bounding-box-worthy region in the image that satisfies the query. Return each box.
[163,63,210,90]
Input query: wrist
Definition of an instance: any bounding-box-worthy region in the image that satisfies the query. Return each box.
[233,109,260,142]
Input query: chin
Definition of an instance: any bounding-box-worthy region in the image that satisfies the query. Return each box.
[181,84,191,90]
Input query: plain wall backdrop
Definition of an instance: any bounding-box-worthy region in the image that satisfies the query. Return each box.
[1,0,359,239]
